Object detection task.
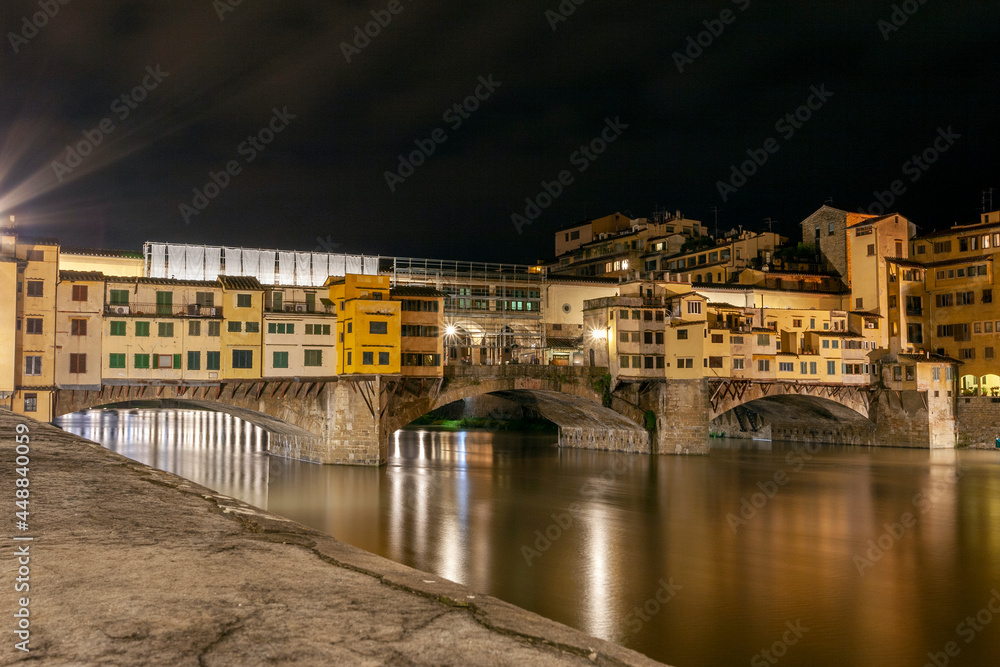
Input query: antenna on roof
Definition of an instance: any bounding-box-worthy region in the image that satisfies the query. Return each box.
[709,206,721,238]
[824,197,834,205]
[763,217,776,234]
[982,188,995,214]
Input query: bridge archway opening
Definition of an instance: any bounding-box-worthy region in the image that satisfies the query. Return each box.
[711,394,872,444]
[402,392,558,432]
[960,374,979,396]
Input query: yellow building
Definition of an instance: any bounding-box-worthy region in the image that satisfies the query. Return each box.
[262,285,337,378]
[55,271,106,390]
[219,276,264,380]
[330,274,400,375]
[10,237,60,419]
[392,286,445,378]
[101,276,227,383]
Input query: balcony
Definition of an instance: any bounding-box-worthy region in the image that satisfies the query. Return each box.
[104,303,222,317]
[905,308,923,316]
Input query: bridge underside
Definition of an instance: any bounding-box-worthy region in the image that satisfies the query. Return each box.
[451,390,650,454]
[711,394,875,446]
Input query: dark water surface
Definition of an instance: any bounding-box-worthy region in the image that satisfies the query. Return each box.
[56,408,1000,666]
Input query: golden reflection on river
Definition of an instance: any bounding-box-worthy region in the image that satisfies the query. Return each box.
[57,408,1000,667]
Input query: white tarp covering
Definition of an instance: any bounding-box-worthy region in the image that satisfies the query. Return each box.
[295,252,311,285]
[241,249,261,282]
[205,247,221,280]
[224,248,241,276]
[329,254,346,278]
[278,252,295,285]
[311,253,329,286]
[168,245,186,280]
[186,246,205,281]
[147,242,377,285]
[149,244,166,278]
[258,251,275,285]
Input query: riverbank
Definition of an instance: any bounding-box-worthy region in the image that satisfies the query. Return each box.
[0,411,664,666]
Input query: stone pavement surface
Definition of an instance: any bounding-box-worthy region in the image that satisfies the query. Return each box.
[0,412,668,666]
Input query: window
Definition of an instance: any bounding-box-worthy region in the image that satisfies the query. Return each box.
[800,362,808,374]
[655,332,664,344]
[946,367,954,381]
[758,359,770,372]
[189,321,201,336]
[347,322,352,333]
[187,351,201,370]
[936,294,954,307]
[109,353,126,369]
[26,281,43,297]
[155,291,173,316]
[733,358,745,370]
[619,332,629,343]
[620,355,629,368]
[916,245,926,255]
[69,354,86,373]
[24,356,41,375]
[304,350,323,367]
[828,221,835,235]
[732,336,744,345]
[272,351,289,368]
[888,296,897,309]
[71,319,87,336]
[867,244,875,256]
[245,322,260,333]
[987,322,994,333]
[370,321,388,334]
[656,357,665,369]
[268,322,276,334]
[135,321,150,337]
[711,334,724,344]
[932,367,940,381]
[158,322,174,337]
[25,318,42,334]
[23,394,37,413]
[362,351,374,365]
[631,332,640,342]
[632,355,641,368]
[987,347,995,360]
[134,354,150,369]
[208,321,220,337]
[346,351,352,366]
[27,249,44,261]
[206,351,220,370]
[957,292,974,306]
[822,340,830,349]
[71,285,88,301]
[196,292,215,307]
[677,329,688,340]
[810,362,817,375]
[708,357,724,369]
[687,301,702,315]
[232,349,253,368]
[893,366,903,381]
[109,289,129,305]
[644,357,655,369]
[792,319,802,328]
[907,323,923,344]
[643,331,653,345]
[156,354,174,369]
[827,360,836,375]
[237,294,252,307]
[379,352,390,365]
[757,334,770,346]
[677,358,693,369]
[975,322,983,334]
[959,348,975,360]
[620,310,628,319]
[855,298,864,309]
[228,322,242,332]
[984,289,993,304]
[779,362,794,372]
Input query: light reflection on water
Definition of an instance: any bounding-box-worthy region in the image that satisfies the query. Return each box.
[57,408,1000,667]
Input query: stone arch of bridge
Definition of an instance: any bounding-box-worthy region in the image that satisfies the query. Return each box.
[708,380,872,421]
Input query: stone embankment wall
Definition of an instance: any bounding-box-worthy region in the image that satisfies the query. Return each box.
[956,396,1000,448]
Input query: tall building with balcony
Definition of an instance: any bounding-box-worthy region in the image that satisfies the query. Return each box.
[330,274,400,375]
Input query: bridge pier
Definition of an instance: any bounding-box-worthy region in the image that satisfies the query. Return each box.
[648,379,712,455]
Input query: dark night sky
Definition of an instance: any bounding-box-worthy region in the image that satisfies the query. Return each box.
[1,1,997,264]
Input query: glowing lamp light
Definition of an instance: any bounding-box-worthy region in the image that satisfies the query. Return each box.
[445,325,457,336]
[590,327,608,340]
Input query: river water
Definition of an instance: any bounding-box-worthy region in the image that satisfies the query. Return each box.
[55,408,1000,666]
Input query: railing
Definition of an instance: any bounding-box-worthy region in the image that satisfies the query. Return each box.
[265,300,334,314]
[104,303,222,317]
[905,308,923,316]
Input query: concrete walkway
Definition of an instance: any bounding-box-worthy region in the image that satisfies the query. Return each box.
[0,412,667,666]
